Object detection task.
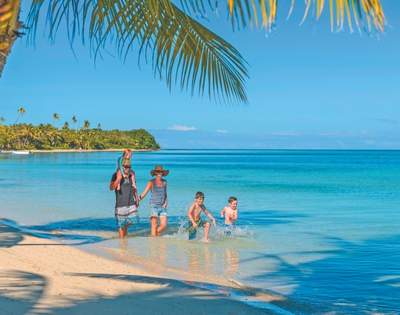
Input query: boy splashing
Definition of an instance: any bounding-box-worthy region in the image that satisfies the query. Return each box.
[220,196,238,225]
[187,192,216,242]
[220,196,238,236]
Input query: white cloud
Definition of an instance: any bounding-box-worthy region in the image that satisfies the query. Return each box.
[216,129,228,134]
[168,124,197,132]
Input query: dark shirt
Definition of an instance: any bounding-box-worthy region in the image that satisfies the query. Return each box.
[111,172,136,208]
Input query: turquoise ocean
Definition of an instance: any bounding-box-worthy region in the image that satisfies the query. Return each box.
[1,150,399,314]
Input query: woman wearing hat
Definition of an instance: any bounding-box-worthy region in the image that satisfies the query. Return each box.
[139,165,169,236]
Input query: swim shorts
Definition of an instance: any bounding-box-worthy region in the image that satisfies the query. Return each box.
[115,205,139,229]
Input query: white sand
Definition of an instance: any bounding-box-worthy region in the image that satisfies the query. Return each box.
[0,223,273,315]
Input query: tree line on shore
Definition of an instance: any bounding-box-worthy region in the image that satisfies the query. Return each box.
[0,109,159,150]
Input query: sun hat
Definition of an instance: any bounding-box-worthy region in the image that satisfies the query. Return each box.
[151,165,169,176]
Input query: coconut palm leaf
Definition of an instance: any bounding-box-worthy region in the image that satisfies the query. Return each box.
[3,0,386,103]
[179,0,385,32]
[0,0,23,77]
[26,0,248,102]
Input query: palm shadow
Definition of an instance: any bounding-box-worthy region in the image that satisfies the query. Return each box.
[242,234,400,313]
[44,272,275,315]
[0,270,46,315]
[0,218,104,246]
[0,220,23,247]
[24,216,184,243]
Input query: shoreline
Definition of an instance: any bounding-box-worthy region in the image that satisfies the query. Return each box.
[0,148,158,153]
[0,219,286,315]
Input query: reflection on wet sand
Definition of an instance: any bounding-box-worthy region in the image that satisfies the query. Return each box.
[224,248,240,277]
[186,244,240,280]
[118,237,128,252]
[187,245,212,275]
[102,234,245,289]
[148,238,167,274]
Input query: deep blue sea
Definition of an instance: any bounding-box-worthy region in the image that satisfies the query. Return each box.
[1,150,399,314]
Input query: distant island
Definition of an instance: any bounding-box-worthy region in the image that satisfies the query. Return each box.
[0,124,160,151]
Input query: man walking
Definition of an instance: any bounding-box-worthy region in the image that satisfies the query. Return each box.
[110,160,139,238]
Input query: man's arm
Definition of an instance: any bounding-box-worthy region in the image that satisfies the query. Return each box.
[109,174,117,191]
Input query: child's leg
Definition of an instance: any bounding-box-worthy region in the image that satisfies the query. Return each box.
[203,222,211,242]
[188,228,197,240]
[188,221,197,240]
[115,170,123,190]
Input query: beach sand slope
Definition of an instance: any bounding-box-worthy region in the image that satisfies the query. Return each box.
[0,223,270,315]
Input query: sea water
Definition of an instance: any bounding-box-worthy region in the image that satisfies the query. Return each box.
[1,150,399,314]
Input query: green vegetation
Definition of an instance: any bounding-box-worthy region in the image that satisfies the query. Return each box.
[0,124,160,151]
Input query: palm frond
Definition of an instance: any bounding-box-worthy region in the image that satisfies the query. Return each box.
[179,0,385,32]
[0,0,22,77]
[27,0,248,102]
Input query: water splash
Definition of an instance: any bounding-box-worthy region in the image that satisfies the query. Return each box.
[163,216,254,242]
[214,224,254,240]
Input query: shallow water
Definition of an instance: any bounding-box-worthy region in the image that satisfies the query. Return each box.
[1,150,399,313]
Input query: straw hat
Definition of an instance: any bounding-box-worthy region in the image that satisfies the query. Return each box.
[151,165,169,176]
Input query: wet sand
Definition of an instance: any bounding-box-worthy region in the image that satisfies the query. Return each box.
[0,222,273,315]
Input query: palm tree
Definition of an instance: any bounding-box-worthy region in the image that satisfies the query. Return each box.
[52,113,60,127]
[71,115,78,129]
[97,123,102,130]
[0,0,23,78]
[1,1,385,102]
[15,106,26,124]
[62,121,69,130]
[83,120,90,130]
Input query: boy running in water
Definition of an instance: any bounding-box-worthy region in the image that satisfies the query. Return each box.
[220,196,238,226]
[187,192,216,242]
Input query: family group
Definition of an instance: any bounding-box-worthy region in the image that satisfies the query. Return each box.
[109,149,238,241]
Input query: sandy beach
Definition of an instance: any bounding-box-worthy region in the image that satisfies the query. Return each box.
[0,222,273,315]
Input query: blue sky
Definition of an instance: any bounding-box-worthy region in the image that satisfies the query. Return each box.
[1,1,399,149]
